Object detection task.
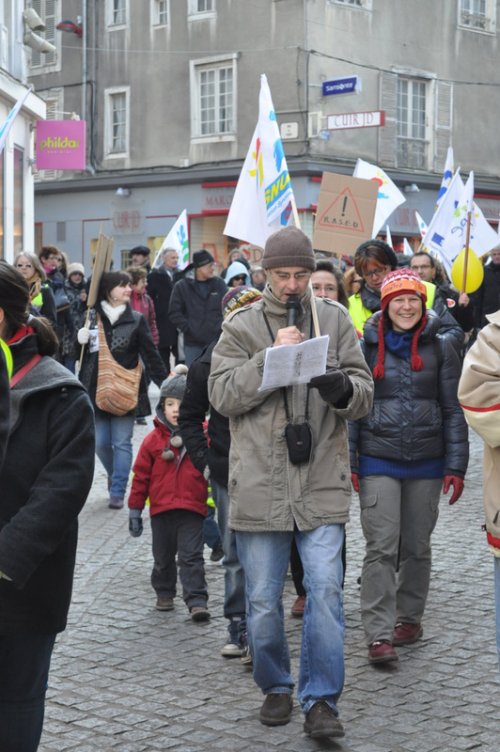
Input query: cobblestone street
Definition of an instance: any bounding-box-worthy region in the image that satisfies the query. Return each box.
[39,414,498,752]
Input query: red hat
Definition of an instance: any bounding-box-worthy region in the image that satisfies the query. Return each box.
[373,268,427,380]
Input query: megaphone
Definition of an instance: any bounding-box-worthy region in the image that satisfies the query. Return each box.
[23,8,46,31]
[23,30,56,54]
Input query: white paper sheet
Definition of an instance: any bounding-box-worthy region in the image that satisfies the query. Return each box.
[259,335,330,391]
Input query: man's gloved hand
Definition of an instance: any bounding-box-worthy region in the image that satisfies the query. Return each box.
[129,508,143,537]
[77,327,91,345]
[310,369,354,407]
[351,472,360,493]
[442,475,464,505]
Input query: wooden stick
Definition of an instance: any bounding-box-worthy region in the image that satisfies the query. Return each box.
[78,231,111,371]
[290,194,321,339]
[461,211,472,295]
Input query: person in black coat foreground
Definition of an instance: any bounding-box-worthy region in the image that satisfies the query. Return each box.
[0,260,95,752]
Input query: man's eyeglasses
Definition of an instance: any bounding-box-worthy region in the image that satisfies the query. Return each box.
[232,275,246,282]
[363,266,389,279]
[270,271,311,282]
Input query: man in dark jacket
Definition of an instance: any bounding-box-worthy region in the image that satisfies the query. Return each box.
[472,247,500,329]
[147,248,181,369]
[169,250,227,366]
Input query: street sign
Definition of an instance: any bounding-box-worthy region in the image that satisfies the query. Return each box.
[327,110,385,131]
[322,76,361,96]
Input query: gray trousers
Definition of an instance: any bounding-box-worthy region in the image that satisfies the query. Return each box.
[359,475,442,645]
[150,509,208,610]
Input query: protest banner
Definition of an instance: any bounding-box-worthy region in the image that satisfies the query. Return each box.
[312,172,378,256]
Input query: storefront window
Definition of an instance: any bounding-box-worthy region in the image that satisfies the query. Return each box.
[13,146,24,253]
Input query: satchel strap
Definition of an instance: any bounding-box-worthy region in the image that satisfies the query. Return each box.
[10,354,42,388]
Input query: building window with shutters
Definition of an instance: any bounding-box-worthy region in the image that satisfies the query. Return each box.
[107,0,127,28]
[190,55,237,141]
[396,78,428,170]
[28,0,60,72]
[35,90,63,181]
[104,88,129,157]
[13,146,24,254]
[188,0,215,17]
[458,0,496,33]
[152,0,169,26]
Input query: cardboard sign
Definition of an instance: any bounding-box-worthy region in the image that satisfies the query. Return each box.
[313,172,378,256]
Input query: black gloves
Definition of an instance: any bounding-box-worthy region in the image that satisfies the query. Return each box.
[310,369,353,407]
[129,509,143,538]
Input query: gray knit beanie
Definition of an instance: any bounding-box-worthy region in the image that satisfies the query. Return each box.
[262,227,316,271]
[160,364,189,401]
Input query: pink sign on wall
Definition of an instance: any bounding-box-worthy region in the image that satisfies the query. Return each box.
[36,120,86,170]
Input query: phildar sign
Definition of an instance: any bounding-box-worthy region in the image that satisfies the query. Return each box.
[312,172,378,256]
[36,120,86,170]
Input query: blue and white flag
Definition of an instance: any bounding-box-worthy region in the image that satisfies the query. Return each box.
[436,146,454,208]
[425,171,499,274]
[224,74,294,247]
[414,211,428,239]
[0,87,32,156]
[353,159,406,236]
[153,210,189,269]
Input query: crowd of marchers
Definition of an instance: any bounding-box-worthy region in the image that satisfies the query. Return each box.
[1,233,499,749]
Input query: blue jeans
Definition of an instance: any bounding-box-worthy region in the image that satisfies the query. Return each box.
[184,344,205,367]
[495,557,500,671]
[212,480,245,622]
[94,411,135,499]
[236,524,345,714]
[0,632,56,752]
[203,504,222,550]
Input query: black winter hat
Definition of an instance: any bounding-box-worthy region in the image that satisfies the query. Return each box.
[130,245,150,257]
[192,249,215,269]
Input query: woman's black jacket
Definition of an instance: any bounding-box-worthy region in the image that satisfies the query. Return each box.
[349,310,469,477]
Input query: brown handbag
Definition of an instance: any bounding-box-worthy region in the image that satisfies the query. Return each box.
[95,316,142,416]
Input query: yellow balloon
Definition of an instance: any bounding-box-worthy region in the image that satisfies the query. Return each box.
[451,248,484,293]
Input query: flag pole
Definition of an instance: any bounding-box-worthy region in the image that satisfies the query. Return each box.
[461,210,472,295]
[290,195,320,338]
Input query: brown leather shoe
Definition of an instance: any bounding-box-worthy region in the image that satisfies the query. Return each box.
[156,597,174,611]
[259,693,293,726]
[303,701,345,739]
[190,606,210,622]
[368,640,398,664]
[290,595,306,618]
[393,622,423,645]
